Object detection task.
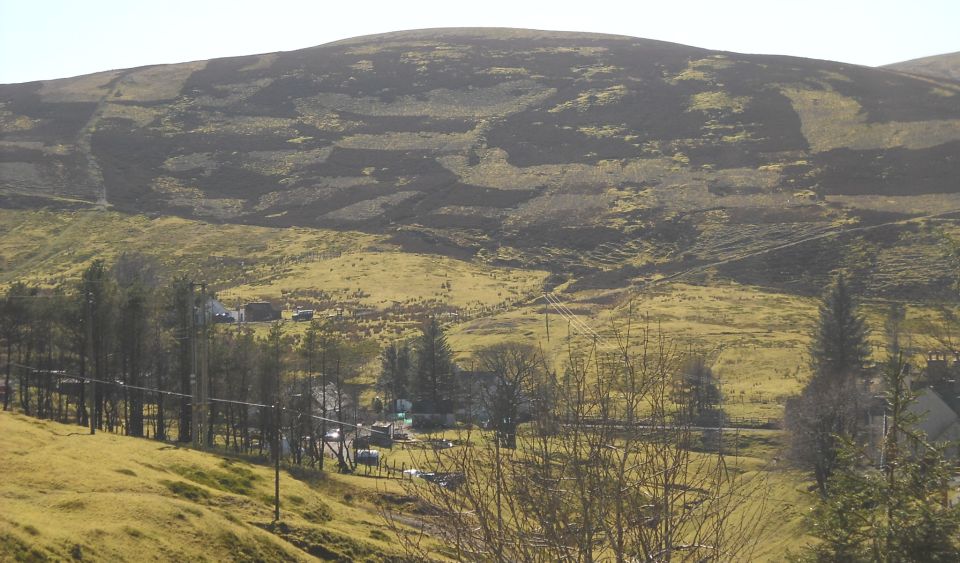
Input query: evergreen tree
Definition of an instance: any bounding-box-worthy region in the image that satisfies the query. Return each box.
[794,355,960,562]
[378,341,411,412]
[810,273,869,379]
[787,273,871,495]
[1,282,31,411]
[79,260,115,431]
[166,277,194,442]
[672,353,721,423]
[413,318,455,414]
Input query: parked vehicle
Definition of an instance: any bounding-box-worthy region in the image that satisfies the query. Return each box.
[420,472,465,489]
[323,429,341,442]
[213,312,235,323]
[292,309,314,322]
[355,449,380,465]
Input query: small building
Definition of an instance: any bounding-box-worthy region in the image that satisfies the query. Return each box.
[370,422,394,447]
[244,302,281,322]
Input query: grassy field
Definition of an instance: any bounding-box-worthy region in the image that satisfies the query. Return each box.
[3,208,956,423]
[0,209,377,290]
[0,411,446,562]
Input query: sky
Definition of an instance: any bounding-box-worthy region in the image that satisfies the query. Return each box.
[1,0,959,84]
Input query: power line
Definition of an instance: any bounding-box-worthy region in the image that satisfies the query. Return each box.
[10,362,385,434]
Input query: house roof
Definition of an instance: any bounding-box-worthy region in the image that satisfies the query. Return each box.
[911,388,960,442]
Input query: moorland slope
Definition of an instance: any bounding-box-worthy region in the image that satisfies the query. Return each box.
[3,28,960,295]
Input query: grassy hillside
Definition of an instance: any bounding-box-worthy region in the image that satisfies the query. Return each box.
[3,28,960,296]
[1,410,818,562]
[4,206,958,419]
[0,410,445,562]
[884,51,960,82]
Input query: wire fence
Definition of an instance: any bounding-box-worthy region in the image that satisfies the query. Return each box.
[2,361,411,479]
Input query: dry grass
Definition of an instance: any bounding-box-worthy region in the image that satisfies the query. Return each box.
[0,209,376,289]
[688,90,750,114]
[0,411,437,561]
[336,129,482,151]
[296,79,557,118]
[226,249,546,311]
[549,84,629,113]
[112,62,207,102]
[781,86,960,152]
[38,70,122,103]
[826,193,960,215]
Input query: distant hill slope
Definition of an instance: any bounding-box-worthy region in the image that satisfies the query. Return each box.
[2,28,960,292]
[0,411,432,561]
[884,51,960,82]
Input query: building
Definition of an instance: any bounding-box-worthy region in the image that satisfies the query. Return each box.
[369,422,394,447]
[869,352,960,461]
[244,302,281,322]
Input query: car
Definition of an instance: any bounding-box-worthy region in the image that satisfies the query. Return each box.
[213,312,235,323]
[292,309,314,322]
[420,472,465,489]
[323,429,341,442]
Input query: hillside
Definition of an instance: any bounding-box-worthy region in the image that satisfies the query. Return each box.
[3,28,960,297]
[884,51,960,82]
[0,410,440,561]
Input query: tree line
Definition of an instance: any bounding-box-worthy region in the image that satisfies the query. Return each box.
[1,255,538,468]
[0,257,379,469]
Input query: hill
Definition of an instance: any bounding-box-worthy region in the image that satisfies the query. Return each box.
[0,411,439,561]
[884,51,960,82]
[3,28,960,296]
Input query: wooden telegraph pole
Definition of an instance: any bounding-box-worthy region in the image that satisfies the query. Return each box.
[199,283,209,448]
[273,322,282,522]
[87,291,95,435]
[190,282,200,448]
[544,293,550,342]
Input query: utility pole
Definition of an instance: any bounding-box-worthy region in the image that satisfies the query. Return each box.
[190,282,199,448]
[274,401,281,522]
[87,293,95,435]
[199,283,209,448]
[273,322,282,521]
[544,293,550,342]
[307,343,315,465]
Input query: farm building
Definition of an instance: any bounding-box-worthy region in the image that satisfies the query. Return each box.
[244,301,281,322]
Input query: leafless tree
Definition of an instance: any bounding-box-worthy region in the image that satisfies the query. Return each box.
[387,324,768,562]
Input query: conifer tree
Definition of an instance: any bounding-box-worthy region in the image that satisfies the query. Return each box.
[794,355,960,561]
[810,273,869,379]
[787,273,871,494]
[378,341,411,412]
[413,318,455,414]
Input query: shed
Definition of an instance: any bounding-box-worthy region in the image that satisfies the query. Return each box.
[244,302,281,322]
[370,422,394,447]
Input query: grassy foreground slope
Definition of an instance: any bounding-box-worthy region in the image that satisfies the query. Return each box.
[0,411,437,562]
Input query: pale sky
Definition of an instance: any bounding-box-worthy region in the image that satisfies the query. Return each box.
[1,0,958,84]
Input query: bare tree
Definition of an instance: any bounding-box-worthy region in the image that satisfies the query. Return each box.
[475,342,544,448]
[388,324,768,562]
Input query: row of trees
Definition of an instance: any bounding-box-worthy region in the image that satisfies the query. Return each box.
[0,257,373,469]
[377,318,456,414]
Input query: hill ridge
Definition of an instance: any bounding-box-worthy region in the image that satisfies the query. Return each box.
[2,27,959,295]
